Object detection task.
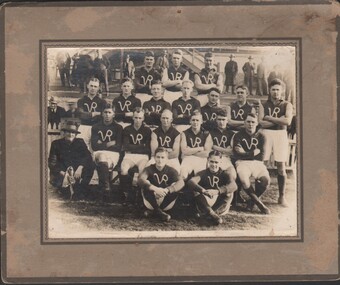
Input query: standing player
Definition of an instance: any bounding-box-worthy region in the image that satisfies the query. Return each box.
[172,80,201,132]
[112,78,141,128]
[180,111,213,180]
[138,147,185,222]
[227,85,255,132]
[91,104,123,201]
[134,51,162,105]
[232,113,271,214]
[201,88,223,131]
[142,80,171,127]
[194,52,223,106]
[259,78,293,207]
[188,151,238,225]
[77,77,107,147]
[162,49,189,105]
[147,109,181,174]
[120,108,152,205]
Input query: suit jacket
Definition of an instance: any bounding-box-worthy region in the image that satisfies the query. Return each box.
[224,60,238,85]
[242,62,255,77]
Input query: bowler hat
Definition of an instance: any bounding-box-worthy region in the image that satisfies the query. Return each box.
[49,96,58,104]
[61,121,81,134]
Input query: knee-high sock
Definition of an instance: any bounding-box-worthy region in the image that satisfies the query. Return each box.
[277,174,286,196]
[243,185,267,212]
[97,162,110,190]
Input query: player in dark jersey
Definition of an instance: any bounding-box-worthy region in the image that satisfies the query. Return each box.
[77,77,107,148]
[188,150,238,225]
[180,111,213,180]
[162,49,189,105]
[112,78,141,128]
[120,108,152,205]
[232,113,271,214]
[227,85,255,132]
[147,109,181,173]
[142,80,171,127]
[91,103,123,201]
[138,147,185,222]
[194,52,223,106]
[172,80,201,132]
[259,78,293,207]
[201,88,223,131]
[134,51,162,105]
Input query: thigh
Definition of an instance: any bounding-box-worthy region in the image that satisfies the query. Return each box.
[236,161,252,186]
[167,158,181,174]
[121,155,136,174]
[135,93,152,106]
[261,129,274,161]
[273,130,289,162]
[136,156,149,173]
[163,90,182,106]
[192,157,208,174]
[253,161,270,181]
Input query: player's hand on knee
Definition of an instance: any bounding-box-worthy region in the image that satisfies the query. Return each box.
[74,166,83,180]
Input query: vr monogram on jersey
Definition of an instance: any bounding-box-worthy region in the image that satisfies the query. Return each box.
[150,104,163,113]
[232,109,245,120]
[208,175,220,188]
[141,75,154,86]
[130,133,143,144]
[153,173,169,186]
[98,130,113,142]
[178,103,192,115]
[213,136,228,148]
[118,100,132,112]
[242,137,258,150]
[189,137,202,148]
[201,73,215,84]
[84,102,98,112]
[268,107,281,117]
[159,136,172,147]
[204,112,217,121]
[169,72,183,81]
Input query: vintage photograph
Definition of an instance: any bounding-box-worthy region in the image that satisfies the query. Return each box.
[43,42,299,240]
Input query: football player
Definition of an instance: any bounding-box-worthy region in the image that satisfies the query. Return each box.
[232,113,271,214]
[134,51,162,105]
[162,49,190,105]
[194,52,223,106]
[91,103,123,201]
[112,78,141,128]
[180,110,213,180]
[147,109,181,173]
[142,80,171,127]
[188,150,237,225]
[120,108,152,205]
[138,147,185,222]
[201,88,223,131]
[259,78,293,207]
[172,80,201,132]
[227,85,255,132]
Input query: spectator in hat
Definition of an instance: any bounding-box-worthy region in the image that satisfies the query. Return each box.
[256,57,268,96]
[48,121,95,199]
[48,96,66,129]
[155,50,169,75]
[242,56,256,95]
[224,54,238,94]
[55,51,71,87]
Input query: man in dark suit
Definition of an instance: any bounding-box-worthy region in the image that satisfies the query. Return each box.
[48,96,66,129]
[224,54,238,94]
[256,57,268,96]
[242,56,256,95]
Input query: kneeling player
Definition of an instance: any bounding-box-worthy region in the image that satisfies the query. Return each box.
[91,104,123,201]
[138,147,185,222]
[120,108,152,205]
[188,151,238,225]
[232,113,271,214]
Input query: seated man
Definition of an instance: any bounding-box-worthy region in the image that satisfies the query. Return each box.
[180,110,213,180]
[142,80,171,127]
[120,108,152,205]
[138,147,185,222]
[227,85,255,132]
[162,49,189,105]
[172,80,201,132]
[232,113,271,214]
[48,121,95,200]
[91,104,123,201]
[201,88,223,131]
[112,78,141,128]
[147,109,181,174]
[188,150,238,225]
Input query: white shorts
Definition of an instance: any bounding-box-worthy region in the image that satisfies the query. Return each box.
[93,151,120,169]
[146,157,181,174]
[77,125,93,152]
[123,153,149,167]
[163,90,182,106]
[174,124,190,133]
[235,160,270,180]
[116,121,131,129]
[195,94,209,106]
[220,156,233,170]
[135,93,152,106]
[181,156,207,178]
[261,129,288,162]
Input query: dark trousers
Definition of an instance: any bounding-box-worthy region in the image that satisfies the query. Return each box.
[244,75,254,95]
[142,189,178,211]
[59,67,71,87]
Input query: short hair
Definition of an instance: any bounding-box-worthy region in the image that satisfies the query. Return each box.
[133,107,145,114]
[151,80,163,87]
[87,77,100,84]
[268,78,285,89]
[145,51,155,58]
[245,112,258,121]
[209,88,221,95]
[208,150,223,159]
[190,110,203,120]
[103,102,114,111]
[172,49,183,56]
[216,109,228,117]
[161,109,173,117]
[155,147,169,156]
[182,80,194,87]
[121,78,134,85]
[204,52,214,58]
[235,85,249,94]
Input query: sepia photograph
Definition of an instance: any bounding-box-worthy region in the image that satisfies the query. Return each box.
[42,41,299,240]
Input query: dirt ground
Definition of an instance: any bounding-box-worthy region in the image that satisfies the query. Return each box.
[47,171,298,240]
